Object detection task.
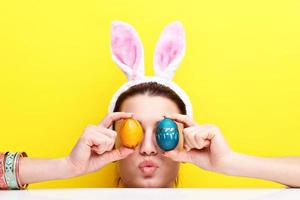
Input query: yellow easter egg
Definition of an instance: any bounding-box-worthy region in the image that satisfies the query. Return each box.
[119,118,143,148]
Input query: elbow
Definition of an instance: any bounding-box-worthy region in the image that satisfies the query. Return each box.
[285,184,300,188]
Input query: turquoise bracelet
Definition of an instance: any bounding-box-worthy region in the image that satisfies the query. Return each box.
[4,152,19,190]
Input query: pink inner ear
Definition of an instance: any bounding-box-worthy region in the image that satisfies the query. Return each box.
[111,23,141,70]
[155,22,185,70]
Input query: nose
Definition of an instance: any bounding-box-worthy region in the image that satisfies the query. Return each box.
[139,128,158,156]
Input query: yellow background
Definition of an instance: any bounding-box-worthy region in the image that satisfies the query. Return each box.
[1,0,300,188]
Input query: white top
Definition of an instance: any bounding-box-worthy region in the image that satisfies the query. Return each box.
[0,188,299,200]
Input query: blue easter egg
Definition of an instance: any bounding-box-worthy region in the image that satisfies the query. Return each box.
[156,118,179,151]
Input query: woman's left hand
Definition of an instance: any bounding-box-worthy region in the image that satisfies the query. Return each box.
[162,113,235,173]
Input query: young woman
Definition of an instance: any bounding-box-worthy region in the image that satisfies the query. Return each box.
[2,82,300,189]
[1,21,300,189]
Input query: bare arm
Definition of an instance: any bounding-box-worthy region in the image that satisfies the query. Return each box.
[163,113,300,188]
[19,157,73,185]
[17,112,134,186]
[222,153,300,187]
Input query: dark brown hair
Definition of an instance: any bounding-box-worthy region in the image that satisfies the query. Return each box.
[113,82,186,188]
[113,82,187,115]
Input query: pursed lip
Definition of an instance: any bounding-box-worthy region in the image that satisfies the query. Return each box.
[138,160,159,175]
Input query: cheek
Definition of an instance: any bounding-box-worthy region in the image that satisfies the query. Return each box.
[118,151,138,173]
[160,158,180,181]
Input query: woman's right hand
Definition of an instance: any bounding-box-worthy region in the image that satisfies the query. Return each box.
[65,112,134,177]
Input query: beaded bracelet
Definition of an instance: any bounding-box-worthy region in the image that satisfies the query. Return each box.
[4,152,19,189]
[0,152,8,189]
[0,151,28,190]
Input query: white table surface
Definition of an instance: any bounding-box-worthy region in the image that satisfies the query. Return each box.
[0,188,300,200]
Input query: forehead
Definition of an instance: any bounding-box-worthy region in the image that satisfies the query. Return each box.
[120,94,180,124]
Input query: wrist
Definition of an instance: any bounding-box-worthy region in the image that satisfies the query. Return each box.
[63,156,85,178]
[213,151,241,176]
[57,157,79,179]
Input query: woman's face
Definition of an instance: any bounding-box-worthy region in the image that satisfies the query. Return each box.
[114,94,184,188]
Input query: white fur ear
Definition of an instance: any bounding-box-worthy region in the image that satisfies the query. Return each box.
[110,21,145,81]
[153,21,186,80]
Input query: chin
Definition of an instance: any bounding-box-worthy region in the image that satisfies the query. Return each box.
[138,180,161,188]
[140,178,173,188]
[125,177,168,188]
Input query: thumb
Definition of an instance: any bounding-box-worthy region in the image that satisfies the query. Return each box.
[99,147,135,164]
[162,149,192,163]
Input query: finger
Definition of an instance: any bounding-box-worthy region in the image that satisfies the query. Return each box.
[89,129,111,144]
[192,126,217,149]
[95,127,117,139]
[164,113,196,128]
[93,127,117,152]
[108,140,115,151]
[183,132,194,151]
[183,126,198,134]
[182,126,197,151]
[183,127,199,150]
[100,112,133,128]
[186,130,202,149]
[162,149,192,163]
[84,125,115,140]
[90,131,113,154]
[196,126,216,141]
[84,129,113,154]
[194,133,206,149]
[100,137,113,154]
[92,142,106,155]
[91,146,103,154]
[184,144,191,151]
[102,129,118,151]
[102,133,116,152]
[202,140,211,148]
[99,147,135,164]
[191,127,213,149]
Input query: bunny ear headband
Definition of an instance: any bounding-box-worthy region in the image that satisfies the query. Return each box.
[108,21,193,117]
